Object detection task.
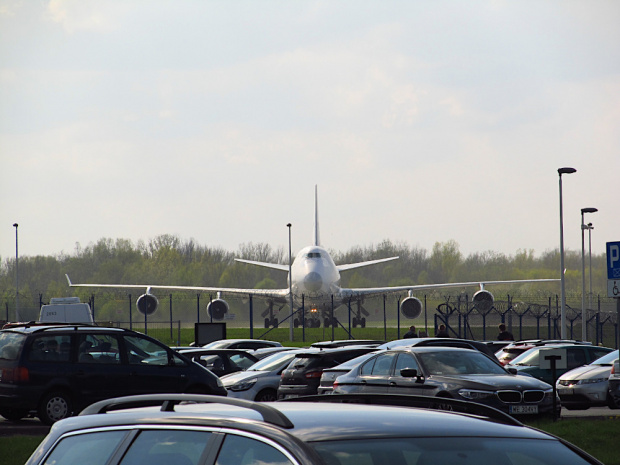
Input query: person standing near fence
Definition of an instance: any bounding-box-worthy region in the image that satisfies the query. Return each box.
[497,323,515,341]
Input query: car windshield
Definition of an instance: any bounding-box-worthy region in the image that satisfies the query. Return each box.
[508,347,547,366]
[418,351,507,375]
[311,437,593,465]
[590,349,619,366]
[247,351,298,372]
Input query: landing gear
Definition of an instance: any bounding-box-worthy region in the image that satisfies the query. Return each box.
[352,317,366,328]
[261,302,283,328]
[264,317,278,328]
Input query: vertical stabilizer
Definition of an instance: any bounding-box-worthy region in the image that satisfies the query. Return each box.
[314,185,320,246]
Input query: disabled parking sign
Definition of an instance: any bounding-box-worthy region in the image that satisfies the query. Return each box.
[607,242,620,297]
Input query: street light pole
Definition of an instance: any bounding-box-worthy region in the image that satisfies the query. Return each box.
[587,223,594,312]
[13,223,20,321]
[558,167,576,340]
[287,223,293,342]
[580,208,597,341]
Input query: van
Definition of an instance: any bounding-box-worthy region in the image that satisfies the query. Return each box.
[39,297,94,324]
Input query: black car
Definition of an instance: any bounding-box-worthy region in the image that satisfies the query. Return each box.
[0,325,226,425]
[377,337,500,359]
[333,347,559,417]
[177,348,259,377]
[25,393,602,465]
[278,346,377,399]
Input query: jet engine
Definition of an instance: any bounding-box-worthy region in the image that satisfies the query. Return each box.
[472,289,494,312]
[207,299,229,320]
[400,296,423,319]
[137,293,159,315]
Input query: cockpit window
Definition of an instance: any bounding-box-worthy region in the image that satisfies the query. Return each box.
[305,252,322,259]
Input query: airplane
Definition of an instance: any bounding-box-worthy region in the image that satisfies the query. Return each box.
[66,186,559,329]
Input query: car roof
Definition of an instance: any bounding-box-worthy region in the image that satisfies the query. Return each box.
[52,394,551,444]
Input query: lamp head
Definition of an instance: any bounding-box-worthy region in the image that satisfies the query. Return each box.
[13,223,18,228]
[558,167,577,175]
[581,207,598,214]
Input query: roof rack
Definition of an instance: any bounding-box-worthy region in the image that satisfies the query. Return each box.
[79,394,295,429]
[281,394,523,427]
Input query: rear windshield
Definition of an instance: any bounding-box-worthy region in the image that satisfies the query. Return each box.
[0,331,26,360]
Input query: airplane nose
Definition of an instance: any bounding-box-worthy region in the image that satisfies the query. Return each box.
[303,272,323,292]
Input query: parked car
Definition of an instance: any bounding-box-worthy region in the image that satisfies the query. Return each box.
[177,348,259,377]
[0,324,226,425]
[201,338,282,350]
[607,359,620,409]
[333,347,559,417]
[506,343,614,385]
[251,346,299,360]
[378,337,499,359]
[278,346,377,399]
[25,393,603,465]
[556,350,619,410]
[222,349,318,401]
[317,351,380,394]
[310,339,384,348]
[495,340,591,366]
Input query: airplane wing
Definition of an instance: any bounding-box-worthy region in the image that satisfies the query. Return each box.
[339,278,559,300]
[234,259,290,272]
[337,256,399,272]
[65,274,289,302]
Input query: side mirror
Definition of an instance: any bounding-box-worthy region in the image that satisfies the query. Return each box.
[400,368,424,383]
[507,367,518,375]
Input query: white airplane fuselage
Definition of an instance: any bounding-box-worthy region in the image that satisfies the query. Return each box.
[290,245,341,309]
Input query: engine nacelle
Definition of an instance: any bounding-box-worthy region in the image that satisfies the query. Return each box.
[472,289,494,312]
[400,296,423,319]
[137,293,159,315]
[207,299,229,320]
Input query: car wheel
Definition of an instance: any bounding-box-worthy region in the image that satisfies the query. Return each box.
[38,390,72,425]
[607,394,620,410]
[255,389,277,402]
[0,408,29,422]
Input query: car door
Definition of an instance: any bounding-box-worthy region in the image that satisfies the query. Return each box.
[122,334,188,395]
[387,352,436,396]
[354,352,397,393]
[73,333,133,406]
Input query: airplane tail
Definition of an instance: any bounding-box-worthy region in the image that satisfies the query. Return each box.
[314,185,320,246]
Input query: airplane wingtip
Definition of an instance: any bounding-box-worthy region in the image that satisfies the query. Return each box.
[65,274,72,286]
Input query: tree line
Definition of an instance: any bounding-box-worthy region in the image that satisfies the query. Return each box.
[0,234,610,322]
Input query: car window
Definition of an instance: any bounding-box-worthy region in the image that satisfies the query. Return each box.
[394,353,419,375]
[360,356,377,375]
[418,351,506,375]
[590,348,613,362]
[43,430,127,465]
[124,335,170,366]
[566,349,587,369]
[0,331,25,360]
[370,353,396,376]
[78,334,120,364]
[248,352,297,372]
[216,433,295,465]
[231,353,257,370]
[28,335,71,362]
[120,429,212,465]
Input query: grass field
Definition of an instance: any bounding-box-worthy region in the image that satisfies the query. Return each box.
[5,417,619,465]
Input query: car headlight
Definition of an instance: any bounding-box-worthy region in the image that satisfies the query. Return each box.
[228,378,258,391]
[577,378,608,385]
[458,389,495,400]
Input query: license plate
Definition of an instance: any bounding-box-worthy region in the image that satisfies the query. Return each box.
[557,388,573,395]
[284,394,299,399]
[509,405,538,414]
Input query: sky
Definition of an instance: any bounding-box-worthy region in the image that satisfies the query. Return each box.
[1,0,619,264]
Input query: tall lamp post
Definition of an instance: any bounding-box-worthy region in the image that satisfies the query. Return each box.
[287,223,293,342]
[13,223,19,321]
[558,167,576,340]
[581,208,597,341]
[587,223,594,312]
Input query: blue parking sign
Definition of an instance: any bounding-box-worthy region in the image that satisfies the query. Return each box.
[607,242,620,279]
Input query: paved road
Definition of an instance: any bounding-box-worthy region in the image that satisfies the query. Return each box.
[1,406,618,437]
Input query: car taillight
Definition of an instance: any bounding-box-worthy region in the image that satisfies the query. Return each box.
[2,367,29,383]
[305,370,323,379]
[333,380,339,389]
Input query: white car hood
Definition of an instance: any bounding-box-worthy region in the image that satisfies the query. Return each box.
[221,370,270,386]
[559,364,611,381]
